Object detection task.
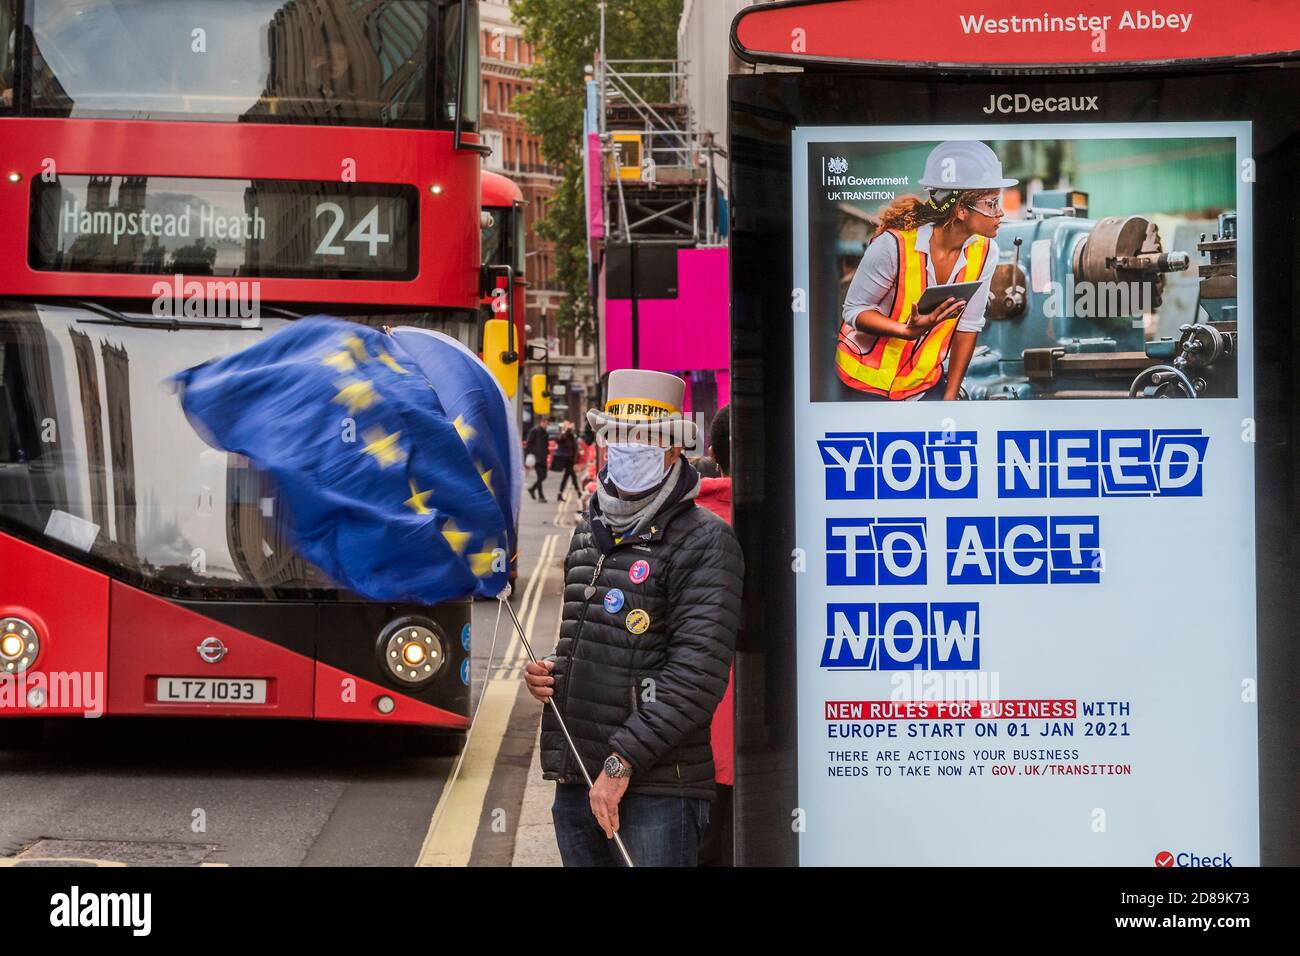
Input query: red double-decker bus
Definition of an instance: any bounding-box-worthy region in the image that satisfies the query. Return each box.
[480,169,527,371]
[0,0,492,749]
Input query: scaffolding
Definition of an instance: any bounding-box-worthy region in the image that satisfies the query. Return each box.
[595,3,722,248]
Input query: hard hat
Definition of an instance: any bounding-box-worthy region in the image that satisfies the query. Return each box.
[918,141,1018,190]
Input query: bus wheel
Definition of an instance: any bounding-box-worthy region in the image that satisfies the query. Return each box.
[402,727,465,758]
[0,718,47,751]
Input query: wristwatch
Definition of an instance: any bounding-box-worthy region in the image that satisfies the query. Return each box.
[603,753,632,779]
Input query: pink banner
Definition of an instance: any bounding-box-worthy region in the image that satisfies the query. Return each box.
[586,132,604,240]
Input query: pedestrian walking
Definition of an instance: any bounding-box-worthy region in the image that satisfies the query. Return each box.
[552,421,581,502]
[525,415,551,502]
[522,370,744,867]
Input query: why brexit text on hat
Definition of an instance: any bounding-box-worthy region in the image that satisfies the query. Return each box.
[818,429,1208,499]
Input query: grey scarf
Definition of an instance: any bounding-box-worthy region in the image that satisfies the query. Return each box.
[596,458,699,536]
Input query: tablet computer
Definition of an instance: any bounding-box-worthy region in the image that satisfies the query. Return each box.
[913,280,984,319]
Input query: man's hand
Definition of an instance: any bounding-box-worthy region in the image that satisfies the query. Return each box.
[589,766,631,838]
[523,659,554,702]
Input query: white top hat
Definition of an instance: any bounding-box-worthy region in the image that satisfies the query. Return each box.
[586,368,698,446]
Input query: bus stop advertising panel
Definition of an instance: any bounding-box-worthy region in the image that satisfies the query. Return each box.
[728,0,1300,866]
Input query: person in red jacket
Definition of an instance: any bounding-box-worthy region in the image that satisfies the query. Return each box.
[696,404,735,867]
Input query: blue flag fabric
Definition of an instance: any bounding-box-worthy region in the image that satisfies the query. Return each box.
[173,316,510,605]
[389,326,521,562]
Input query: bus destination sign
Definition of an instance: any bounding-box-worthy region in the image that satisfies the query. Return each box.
[29,176,418,281]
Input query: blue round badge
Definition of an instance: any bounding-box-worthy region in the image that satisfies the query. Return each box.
[604,588,626,614]
[460,659,470,686]
[629,560,650,585]
[461,622,471,651]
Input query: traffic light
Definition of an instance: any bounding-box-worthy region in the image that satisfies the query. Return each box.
[531,373,551,416]
[482,318,518,398]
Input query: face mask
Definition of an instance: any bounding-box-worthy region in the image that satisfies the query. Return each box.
[605,442,668,494]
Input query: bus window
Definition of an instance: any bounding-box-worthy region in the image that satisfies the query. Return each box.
[481,209,504,268]
[1,0,12,111]
[513,200,527,274]
[438,0,479,129]
[18,0,475,129]
[0,301,479,599]
[481,205,523,273]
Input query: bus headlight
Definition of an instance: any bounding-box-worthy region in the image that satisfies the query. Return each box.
[0,617,40,674]
[379,618,445,685]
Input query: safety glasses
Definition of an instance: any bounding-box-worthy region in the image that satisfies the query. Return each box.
[964,196,1005,218]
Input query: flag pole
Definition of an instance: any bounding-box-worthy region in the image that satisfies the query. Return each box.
[498,589,635,868]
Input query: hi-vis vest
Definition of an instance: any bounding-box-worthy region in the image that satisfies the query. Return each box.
[837,228,988,400]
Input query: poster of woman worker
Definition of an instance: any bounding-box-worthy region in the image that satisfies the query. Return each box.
[813,134,1238,403]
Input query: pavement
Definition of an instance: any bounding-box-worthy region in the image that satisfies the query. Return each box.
[416,487,576,867]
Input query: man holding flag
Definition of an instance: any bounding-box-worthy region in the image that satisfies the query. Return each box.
[523,370,744,867]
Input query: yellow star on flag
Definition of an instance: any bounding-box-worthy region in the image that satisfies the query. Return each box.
[479,467,494,494]
[362,427,406,468]
[332,379,380,415]
[342,334,370,364]
[377,350,410,375]
[405,479,434,515]
[453,415,477,443]
[322,351,356,372]
[441,519,470,555]
[469,549,497,577]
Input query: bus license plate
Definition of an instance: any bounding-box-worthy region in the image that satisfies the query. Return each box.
[156,678,267,704]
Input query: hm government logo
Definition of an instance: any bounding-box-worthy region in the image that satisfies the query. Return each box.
[827,156,849,175]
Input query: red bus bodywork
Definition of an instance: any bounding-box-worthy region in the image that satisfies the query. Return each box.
[2,42,484,732]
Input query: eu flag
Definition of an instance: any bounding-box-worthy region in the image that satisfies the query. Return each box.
[173,317,512,605]
[389,326,521,561]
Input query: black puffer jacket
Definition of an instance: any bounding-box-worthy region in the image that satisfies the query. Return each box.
[541,464,744,800]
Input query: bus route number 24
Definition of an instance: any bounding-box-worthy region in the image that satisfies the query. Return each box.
[314,203,390,257]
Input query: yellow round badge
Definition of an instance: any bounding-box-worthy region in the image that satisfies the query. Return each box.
[625,609,650,635]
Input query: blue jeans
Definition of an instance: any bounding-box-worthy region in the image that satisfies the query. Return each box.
[551,783,710,867]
